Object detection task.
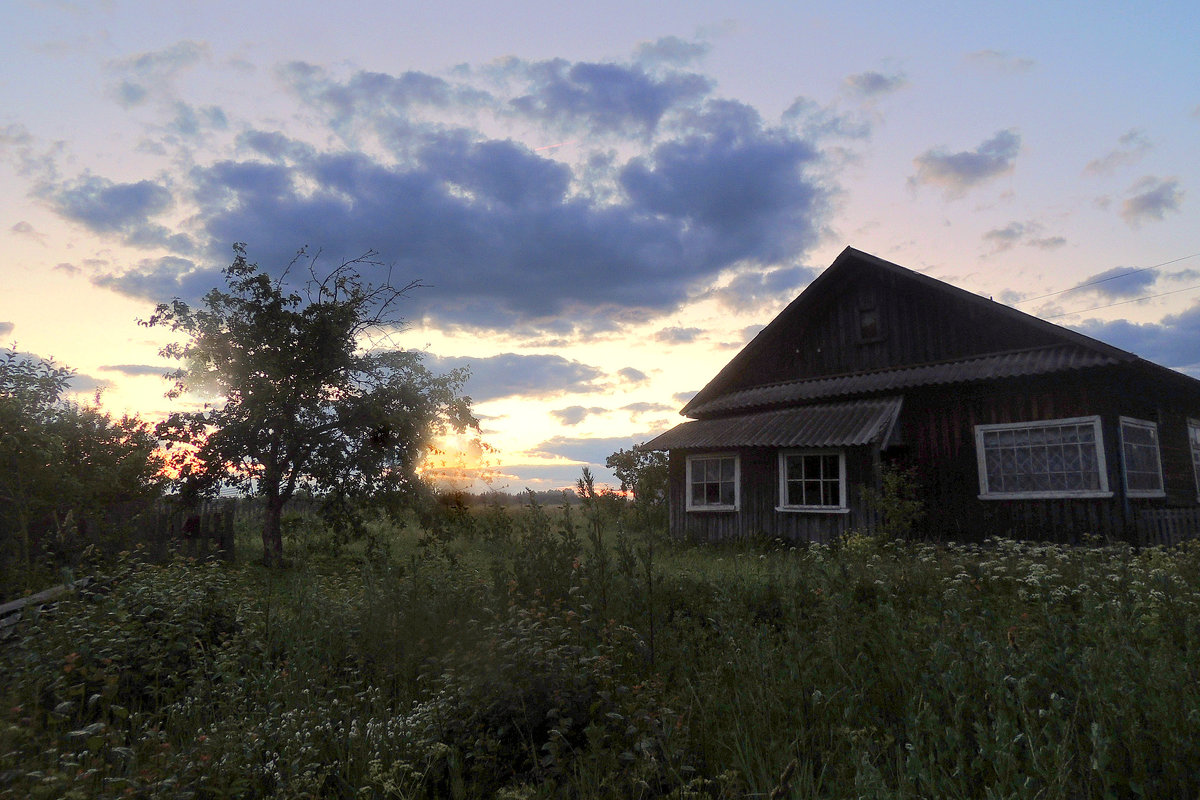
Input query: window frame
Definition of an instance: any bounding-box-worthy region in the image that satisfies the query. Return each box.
[1188,418,1200,502]
[974,415,1112,500]
[685,453,740,512]
[776,449,850,514]
[1119,416,1166,499]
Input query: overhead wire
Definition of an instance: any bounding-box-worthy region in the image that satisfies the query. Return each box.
[1006,251,1200,319]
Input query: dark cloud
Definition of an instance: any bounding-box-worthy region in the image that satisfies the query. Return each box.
[90,256,217,301]
[169,103,228,137]
[633,36,710,67]
[153,95,828,334]
[44,174,190,249]
[108,41,209,107]
[507,58,712,135]
[54,262,81,276]
[1073,266,1159,299]
[0,322,13,338]
[98,364,172,377]
[982,221,1065,253]
[1073,301,1200,372]
[1084,129,1151,176]
[910,129,1021,198]
[529,435,643,468]
[1121,176,1184,227]
[672,390,698,404]
[421,352,607,402]
[964,50,1035,73]
[654,326,703,344]
[843,71,907,98]
[742,324,766,341]
[707,264,817,311]
[550,405,606,425]
[66,373,112,395]
[618,367,649,384]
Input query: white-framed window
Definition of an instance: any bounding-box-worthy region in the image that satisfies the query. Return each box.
[1188,419,1200,501]
[1119,417,1165,498]
[975,416,1110,499]
[777,450,849,513]
[686,454,739,511]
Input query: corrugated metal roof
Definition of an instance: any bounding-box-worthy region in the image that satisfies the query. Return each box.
[687,345,1121,417]
[644,397,903,451]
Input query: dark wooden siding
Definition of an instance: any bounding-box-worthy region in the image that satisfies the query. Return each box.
[731,267,1060,389]
[666,366,1200,543]
[668,446,876,543]
[894,369,1200,542]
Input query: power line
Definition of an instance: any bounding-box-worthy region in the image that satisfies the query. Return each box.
[1014,251,1200,305]
[1043,281,1200,319]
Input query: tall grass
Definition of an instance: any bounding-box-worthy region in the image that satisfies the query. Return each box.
[3,510,1199,798]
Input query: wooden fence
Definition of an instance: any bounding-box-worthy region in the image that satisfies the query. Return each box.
[141,500,237,562]
[0,577,92,641]
[1136,508,1200,548]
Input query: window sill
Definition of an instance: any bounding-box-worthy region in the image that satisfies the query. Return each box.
[978,491,1113,500]
[687,506,738,513]
[775,506,851,514]
[1127,491,1167,499]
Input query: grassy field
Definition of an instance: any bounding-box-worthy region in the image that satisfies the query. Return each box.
[3,500,1200,799]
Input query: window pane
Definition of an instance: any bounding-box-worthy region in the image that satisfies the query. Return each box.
[980,419,1104,496]
[720,458,735,481]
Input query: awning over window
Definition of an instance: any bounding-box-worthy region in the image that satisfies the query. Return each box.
[643,396,903,451]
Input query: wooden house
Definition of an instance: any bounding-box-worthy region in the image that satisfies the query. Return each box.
[644,247,1200,544]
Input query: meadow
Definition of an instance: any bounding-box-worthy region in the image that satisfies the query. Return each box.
[3,496,1200,799]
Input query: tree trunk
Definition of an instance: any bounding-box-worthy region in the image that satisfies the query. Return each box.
[262,495,286,567]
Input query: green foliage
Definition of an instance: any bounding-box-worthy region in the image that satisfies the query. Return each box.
[144,243,476,565]
[862,463,926,541]
[0,348,163,590]
[606,444,668,532]
[5,528,1200,798]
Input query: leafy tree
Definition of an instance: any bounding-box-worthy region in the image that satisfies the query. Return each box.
[606,444,668,530]
[0,348,163,581]
[145,244,476,565]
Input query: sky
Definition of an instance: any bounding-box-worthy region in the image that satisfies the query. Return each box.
[2,0,1198,492]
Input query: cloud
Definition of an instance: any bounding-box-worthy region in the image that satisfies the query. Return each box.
[633,36,710,67]
[421,352,607,402]
[54,262,82,276]
[982,221,1066,253]
[550,405,607,425]
[506,58,712,135]
[108,40,209,107]
[169,103,228,138]
[66,373,112,395]
[90,256,217,301]
[707,264,818,311]
[672,390,698,404]
[654,326,703,344]
[964,50,1035,73]
[1084,129,1152,176]
[622,401,673,416]
[98,364,172,377]
[909,129,1021,198]
[1120,176,1184,227]
[782,97,873,141]
[843,71,907,98]
[530,435,644,467]
[43,174,190,249]
[0,322,13,338]
[1073,266,1158,299]
[1073,301,1200,372]
[618,367,649,384]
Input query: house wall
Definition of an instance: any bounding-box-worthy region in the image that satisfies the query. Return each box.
[665,367,1200,544]
[667,446,876,543]
[896,368,1200,542]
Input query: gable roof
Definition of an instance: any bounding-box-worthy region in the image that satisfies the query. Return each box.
[682,246,1144,418]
